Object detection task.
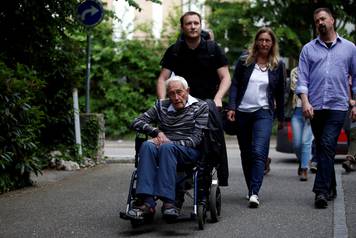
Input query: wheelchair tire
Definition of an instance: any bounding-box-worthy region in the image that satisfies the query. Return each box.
[197,205,206,230]
[209,184,221,223]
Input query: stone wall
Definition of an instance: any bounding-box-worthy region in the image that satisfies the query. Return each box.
[80,113,105,162]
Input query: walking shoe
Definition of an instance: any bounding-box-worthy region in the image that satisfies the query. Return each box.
[264,157,271,175]
[342,160,356,172]
[342,156,356,172]
[127,203,156,220]
[161,203,180,220]
[314,194,328,209]
[309,161,317,174]
[299,169,308,181]
[249,195,259,208]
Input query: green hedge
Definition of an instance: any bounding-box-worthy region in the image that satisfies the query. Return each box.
[0,62,44,193]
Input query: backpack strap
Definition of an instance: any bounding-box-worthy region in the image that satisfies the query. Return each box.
[206,40,216,58]
[171,39,184,57]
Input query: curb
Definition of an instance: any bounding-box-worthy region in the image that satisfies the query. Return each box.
[105,157,134,164]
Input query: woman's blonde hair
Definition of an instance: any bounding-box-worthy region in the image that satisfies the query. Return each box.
[245,27,280,69]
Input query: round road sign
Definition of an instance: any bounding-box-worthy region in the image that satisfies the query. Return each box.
[77,0,104,27]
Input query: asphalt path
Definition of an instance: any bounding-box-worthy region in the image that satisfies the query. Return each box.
[0,139,355,238]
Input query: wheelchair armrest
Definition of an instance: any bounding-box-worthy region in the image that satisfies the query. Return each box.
[134,132,148,168]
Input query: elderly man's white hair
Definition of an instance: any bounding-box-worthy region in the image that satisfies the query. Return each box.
[166,76,189,89]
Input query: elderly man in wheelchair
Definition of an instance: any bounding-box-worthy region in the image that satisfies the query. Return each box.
[126,75,209,222]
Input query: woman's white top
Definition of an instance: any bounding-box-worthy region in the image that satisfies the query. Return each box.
[238,64,269,112]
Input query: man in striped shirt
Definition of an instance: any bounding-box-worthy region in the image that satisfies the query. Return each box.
[128,76,209,220]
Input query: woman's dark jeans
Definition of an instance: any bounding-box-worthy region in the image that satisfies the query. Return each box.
[236,109,273,196]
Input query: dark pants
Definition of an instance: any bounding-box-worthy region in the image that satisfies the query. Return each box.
[310,110,347,196]
[236,109,273,196]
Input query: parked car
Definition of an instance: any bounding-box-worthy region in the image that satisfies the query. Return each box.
[276,119,349,155]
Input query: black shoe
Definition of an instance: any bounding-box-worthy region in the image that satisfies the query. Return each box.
[315,194,328,209]
[342,160,356,172]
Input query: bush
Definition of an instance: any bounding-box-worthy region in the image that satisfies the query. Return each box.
[0,62,44,193]
[102,84,156,138]
[80,113,105,160]
[87,22,164,138]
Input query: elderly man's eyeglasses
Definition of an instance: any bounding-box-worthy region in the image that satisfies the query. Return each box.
[167,89,185,98]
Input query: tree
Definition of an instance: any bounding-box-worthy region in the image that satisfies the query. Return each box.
[206,0,355,67]
[125,0,161,11]
[206,0,256,63]
[87,21,165,137]
[0,0,163,192]
[0,0,83,192]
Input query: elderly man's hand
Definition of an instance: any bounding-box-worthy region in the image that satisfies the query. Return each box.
[151,132,171,146]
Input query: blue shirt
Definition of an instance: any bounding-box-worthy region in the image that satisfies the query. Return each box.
[296,35,356,111]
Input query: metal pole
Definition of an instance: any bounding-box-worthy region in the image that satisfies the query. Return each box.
[73,88,83,156]
[85,30,92,113]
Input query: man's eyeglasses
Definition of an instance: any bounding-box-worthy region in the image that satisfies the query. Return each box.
[167,89,185,98]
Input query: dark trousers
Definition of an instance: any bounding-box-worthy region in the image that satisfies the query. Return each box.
[236,109,273,196]
[311,110,347,196]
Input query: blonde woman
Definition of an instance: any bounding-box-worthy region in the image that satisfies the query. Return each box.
[227,27,286,208]
[290,67,314,181]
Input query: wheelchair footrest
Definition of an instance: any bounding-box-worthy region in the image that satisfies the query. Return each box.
[164,213,195,223]
[119,211,144,221]
[176,213,195,221]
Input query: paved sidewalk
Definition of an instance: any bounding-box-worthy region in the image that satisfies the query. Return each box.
[101,137,356,238]
[6,136,356,238]
[104,139,135,163]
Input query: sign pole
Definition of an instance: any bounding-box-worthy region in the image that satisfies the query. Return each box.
[73,88,83,156]
[85,29,92,113]
[75,0,104,157]
[76,0,104,113]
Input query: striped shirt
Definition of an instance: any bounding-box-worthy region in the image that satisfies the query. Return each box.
[131,96,209,148]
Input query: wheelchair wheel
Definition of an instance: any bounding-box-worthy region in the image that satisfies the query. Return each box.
[197,204,206,230]
[209,184,221,223]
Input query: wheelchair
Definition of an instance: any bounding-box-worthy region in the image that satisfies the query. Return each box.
[119,131,222,230]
